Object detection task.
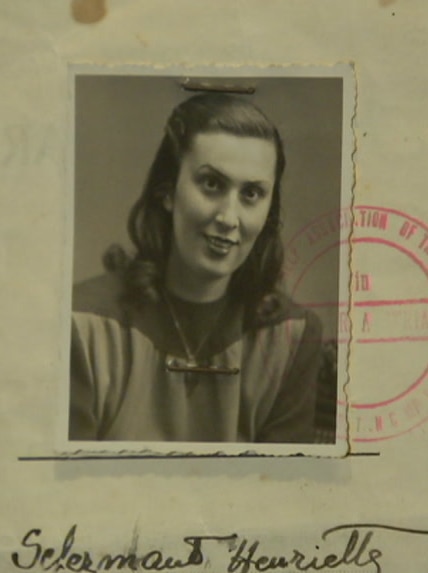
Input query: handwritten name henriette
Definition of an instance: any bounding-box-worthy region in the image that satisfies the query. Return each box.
[11,523,427,573]
[228,530,381,573]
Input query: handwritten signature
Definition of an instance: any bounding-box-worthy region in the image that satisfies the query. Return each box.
[10,524,428,573]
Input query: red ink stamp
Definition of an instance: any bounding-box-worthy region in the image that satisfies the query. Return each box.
[285,205,428,444]
[350,205,428,443]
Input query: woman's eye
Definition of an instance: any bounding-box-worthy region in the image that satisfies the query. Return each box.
[241,186,263,203]
[201,175,222,193]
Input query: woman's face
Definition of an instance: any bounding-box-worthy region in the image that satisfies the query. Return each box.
[165,131,277,298]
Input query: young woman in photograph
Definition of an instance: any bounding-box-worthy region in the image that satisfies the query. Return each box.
[69,92,322,443]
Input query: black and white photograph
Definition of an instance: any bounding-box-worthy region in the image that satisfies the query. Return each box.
[66,67,353,455]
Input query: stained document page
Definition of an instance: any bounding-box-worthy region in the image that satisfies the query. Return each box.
[1,2,428,572]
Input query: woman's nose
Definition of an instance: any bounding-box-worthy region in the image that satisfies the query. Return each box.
[215,192,240,230]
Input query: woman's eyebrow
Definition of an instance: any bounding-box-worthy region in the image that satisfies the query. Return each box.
[198,163,230,181]
[198,163,270,187]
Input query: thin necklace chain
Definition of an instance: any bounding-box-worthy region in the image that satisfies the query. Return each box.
[162,290,225,366]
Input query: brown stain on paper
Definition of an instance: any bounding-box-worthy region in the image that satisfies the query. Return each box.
[378,0,396,6]
[71,0,107,24]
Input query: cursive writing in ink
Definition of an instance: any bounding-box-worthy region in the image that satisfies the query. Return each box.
[97,535,235,571]
[227,529,381,573]
[11,527,237,572]
[10,522,428,573]
[11,525,96,572]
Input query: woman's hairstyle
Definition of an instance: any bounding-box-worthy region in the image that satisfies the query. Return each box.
[104,92,286,317]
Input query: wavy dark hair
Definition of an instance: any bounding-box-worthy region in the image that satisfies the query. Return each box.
[104,92,286,316]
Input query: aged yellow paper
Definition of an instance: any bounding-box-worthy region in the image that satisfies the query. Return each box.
[1,1,428,572]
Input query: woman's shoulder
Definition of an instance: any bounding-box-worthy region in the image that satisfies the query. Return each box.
[249,291,323,373]
[252,289,321,331]
[72,272,127,324]
[246,290,323,352]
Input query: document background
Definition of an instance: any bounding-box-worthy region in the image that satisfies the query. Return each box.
[1,1,428,571]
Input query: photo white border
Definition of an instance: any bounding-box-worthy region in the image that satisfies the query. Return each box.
[57,63,355,458]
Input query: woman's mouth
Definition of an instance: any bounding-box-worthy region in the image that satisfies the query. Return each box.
[204,234,239,255]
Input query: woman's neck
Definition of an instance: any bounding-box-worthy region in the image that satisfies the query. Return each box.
[165,260,230,303]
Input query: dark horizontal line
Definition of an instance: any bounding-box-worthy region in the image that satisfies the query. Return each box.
[16,454,301,461]
[17,455,261,461]
[348,452,380,457]
[18,451,379,462]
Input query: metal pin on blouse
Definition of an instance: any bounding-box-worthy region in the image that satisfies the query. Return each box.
[166,356,240,376]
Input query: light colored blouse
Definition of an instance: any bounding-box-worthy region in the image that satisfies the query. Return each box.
[69,273,322,443]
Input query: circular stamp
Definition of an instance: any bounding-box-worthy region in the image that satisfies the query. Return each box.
[284,205,428,443]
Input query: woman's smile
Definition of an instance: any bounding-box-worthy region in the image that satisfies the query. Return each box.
[204,233,239,256]
[164,132,277,301]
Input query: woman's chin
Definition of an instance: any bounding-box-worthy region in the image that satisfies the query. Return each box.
[194,255,240,281]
